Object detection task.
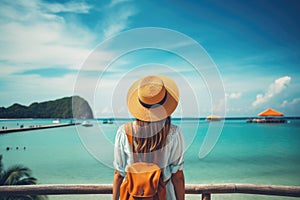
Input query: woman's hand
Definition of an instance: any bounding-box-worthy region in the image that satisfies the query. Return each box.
[112,170,124,200]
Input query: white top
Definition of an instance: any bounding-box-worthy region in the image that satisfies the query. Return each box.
[114,123,184,200]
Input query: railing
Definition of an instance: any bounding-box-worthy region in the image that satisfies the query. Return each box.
[1,184,300,199]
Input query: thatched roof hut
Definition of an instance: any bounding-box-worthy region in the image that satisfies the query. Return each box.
[258,108,284,117]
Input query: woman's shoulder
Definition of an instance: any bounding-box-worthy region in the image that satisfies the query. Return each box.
[117,122,131,132]
[169,124,181,135]
[167,124,183,146]
[115,124,127,141]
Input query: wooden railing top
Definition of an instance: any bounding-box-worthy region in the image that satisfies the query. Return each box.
[0,184,300,197]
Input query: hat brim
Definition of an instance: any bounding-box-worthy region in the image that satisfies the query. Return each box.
[127,75,179,122]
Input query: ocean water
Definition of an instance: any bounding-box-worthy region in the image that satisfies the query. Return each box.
[0,119,300,200]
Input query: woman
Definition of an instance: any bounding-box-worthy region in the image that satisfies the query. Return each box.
[113,75,185,200]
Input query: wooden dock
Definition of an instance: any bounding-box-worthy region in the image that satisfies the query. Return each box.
[0,122,79,134]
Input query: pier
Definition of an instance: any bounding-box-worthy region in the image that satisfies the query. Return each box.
[0,122,79,134]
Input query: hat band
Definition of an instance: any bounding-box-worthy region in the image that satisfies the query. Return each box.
[138,93,168,109]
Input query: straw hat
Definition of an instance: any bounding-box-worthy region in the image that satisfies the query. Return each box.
[127,75,179,122]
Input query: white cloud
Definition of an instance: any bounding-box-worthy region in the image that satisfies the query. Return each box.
[226,92,242,99]
[101,0,137,40]
[42,1,92,13]
[108,0,132,8]
[280,98,300,108]
[279,98,300,116]
[0,73,77,106]
[0,0,95,75]
[252,76,291,106]
[101,106,112,114]
[117,106,126,114]
[211,98,226,116]
[0,0,92,21]
[0,0,137,74]
[103,6,137,38]
[0,0,108,109]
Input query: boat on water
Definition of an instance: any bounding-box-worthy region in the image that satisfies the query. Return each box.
[52,119,61,124]
[82,121,93,127]
[206,115,222,121]
[103,119,113,124]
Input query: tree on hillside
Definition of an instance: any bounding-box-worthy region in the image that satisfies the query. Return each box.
[0,155,47,200]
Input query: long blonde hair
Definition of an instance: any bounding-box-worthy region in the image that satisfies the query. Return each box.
[131,116,171,154]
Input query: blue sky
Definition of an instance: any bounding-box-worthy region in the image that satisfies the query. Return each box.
[0,0,299,117]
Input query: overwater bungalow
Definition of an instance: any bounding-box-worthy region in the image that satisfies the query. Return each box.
[82,121,93,127]
[248,108,286,123]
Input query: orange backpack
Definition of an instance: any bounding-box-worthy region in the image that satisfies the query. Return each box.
[119,123,167,200]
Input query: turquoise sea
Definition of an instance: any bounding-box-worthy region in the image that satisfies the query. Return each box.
[1,119,300,200]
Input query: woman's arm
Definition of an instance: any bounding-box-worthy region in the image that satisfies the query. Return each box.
[112,170,124,200]
[171,170,185,200]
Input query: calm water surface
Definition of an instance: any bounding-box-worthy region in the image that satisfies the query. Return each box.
[1,119,300,200]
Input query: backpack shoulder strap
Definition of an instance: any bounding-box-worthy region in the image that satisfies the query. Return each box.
[124,122,134,152]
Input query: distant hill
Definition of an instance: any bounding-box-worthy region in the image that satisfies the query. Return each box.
[0,96,93,119]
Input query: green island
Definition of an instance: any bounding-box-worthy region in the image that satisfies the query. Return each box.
[0,96,93,119]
